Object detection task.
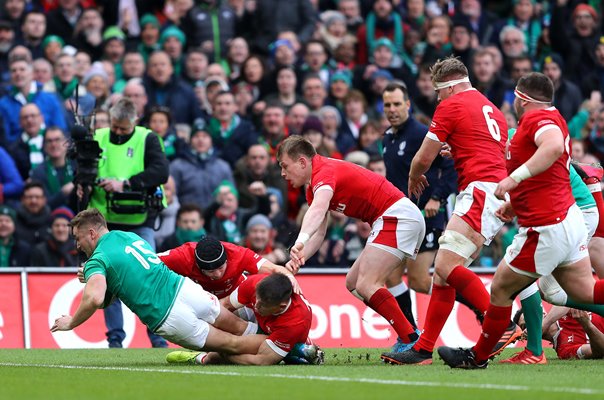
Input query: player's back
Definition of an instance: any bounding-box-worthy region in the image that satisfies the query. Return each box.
[89,231,184,330]
[507,108,574,226]
[429,89,508,190]
[307,155,404,224]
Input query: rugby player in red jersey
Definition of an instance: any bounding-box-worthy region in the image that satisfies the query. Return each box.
[382,57,519,365]
[278,135,426,351]
[438,72,604,369]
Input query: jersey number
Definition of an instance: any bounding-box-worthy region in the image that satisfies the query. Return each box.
[565,135,571,170]
[125,240,162,270]
[482,105,501,141]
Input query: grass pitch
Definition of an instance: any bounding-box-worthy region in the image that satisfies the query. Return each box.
[0,348,602,400]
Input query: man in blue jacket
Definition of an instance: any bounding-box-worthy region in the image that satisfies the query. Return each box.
[381,81,457,351]
[0,57,66,144]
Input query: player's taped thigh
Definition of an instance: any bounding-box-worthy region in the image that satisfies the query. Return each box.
[538,275,568,305]
[438,230,478,260]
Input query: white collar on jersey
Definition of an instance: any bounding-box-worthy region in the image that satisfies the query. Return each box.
[272,298,292,316]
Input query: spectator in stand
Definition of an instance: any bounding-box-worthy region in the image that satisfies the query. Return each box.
[31,206,77,266]
[258,104,288,159]
[0,0,26,34]
[248,0,315,56]
[318,105,346,158]
[0,57,67,144]
[73,8,104,61]
[31,127,74,210]
[367,154,386,176]
[101,26,126,82]
[46,0,84,46]
[551,1,601,85]
[450,17,476,71]
[286,103,309,136]
[224,38,250,82]
[16,11,46,60]
[41,35,64,64]
[318,11,356,55]
[270,39,297,70]
[302,74,327,112]
[244,213,287,265]
[0,20,16,84]
[82,61,111,110]
[74,51,91,80]
[34,58,54,86]
[113,51,146,93]
[7,103,46,180]
[170,121,234,210]
[338,0,363,34]
[15,180,51,247]
[207,90,258,168]
[144,51,202,125]
[300,115,331,158]
[471,47,511,110]
[455,0,498,46]
[496,0,541,60]
[0,146,24,207]
[146,105,185,161]
[412,64,438,123]
[298,40,333,89]
[499,26,527,63]
[122,78,148,121]
[137,14,161,63]
[234,143,288,211]
[421,15,453,65]
[581,39,604,99]
[204,180,270,244]
[327,70,351,111]
[0,205,29,267]
[237,55,270,107]
[183,0,236,63]
[355,0,405,65]
[263,66,302,114]
[160,26,186,77]
[183,48,209,87]
[339,89,368,154]
[160,203,206,252]
[542,53,583,122]
[50,53,96,121]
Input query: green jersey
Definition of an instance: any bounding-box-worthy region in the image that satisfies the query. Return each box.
[508,128,594,209]
[84,231,184,331]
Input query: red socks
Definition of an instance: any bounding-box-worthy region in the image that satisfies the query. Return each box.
[368,288,417,342]
[414,284,456,352]
[473,304,512,362]
[446,265,490,315]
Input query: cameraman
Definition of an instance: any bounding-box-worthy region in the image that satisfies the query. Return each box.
[84,97,170,348]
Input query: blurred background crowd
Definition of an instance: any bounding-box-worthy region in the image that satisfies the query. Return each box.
[0,0,603,268]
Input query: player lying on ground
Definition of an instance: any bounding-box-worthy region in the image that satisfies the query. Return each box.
[166,273,324,365]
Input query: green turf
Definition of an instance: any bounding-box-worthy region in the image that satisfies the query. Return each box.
[0,348,602,400]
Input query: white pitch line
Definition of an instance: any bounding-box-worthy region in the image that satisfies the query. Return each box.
[0,362,602,396]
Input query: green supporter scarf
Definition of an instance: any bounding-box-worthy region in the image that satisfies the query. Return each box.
[45,159,74,195]
[53,77,79,100]
[0,237,13,267]
[175,227,206,246]
[365,12,404,59]
[161,134,177,159]
[208,115,240,141]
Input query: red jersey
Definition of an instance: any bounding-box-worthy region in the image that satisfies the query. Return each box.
[507,107,574,227]
[306,155,404,224]
[429,89,508,190]
[158,241,266,298]
[231,274,312,356]
[555,312,604,359]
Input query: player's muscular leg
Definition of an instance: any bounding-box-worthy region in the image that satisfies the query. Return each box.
[588,237,604,278]
[490,262,536,306]
[203,326,266,354]
[433,215,485,285]
[553,257,598,303]
[212,305,249,335]
[345,258,361,294]
[355,246,403,299]
[384,262,405,288]
[406,251,435,294]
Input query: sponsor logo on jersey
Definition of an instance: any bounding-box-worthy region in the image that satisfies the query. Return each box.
[537,119,555,127]
[313,181,324,192]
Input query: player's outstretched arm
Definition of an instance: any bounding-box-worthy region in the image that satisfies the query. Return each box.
[259,261,302,294]
[224,341,284,365]
[542,305,569,335]
[290,190,332,266]
[50,274,107,332]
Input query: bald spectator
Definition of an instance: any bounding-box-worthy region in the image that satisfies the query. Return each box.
[0,57,66,145]
[234,144,287,211]
[7,103,45,179]
[143,51,203,125]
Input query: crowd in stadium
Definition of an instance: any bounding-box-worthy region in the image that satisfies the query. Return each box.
[1,0,603,269]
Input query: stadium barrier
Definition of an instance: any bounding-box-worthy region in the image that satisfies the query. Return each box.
[0,267,535,349]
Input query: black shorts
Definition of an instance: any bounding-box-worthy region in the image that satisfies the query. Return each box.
[419,227,442,253]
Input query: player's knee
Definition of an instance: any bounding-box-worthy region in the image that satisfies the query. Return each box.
[539,276,568,306]
[349,288,364,301]
[438,230,478,260]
